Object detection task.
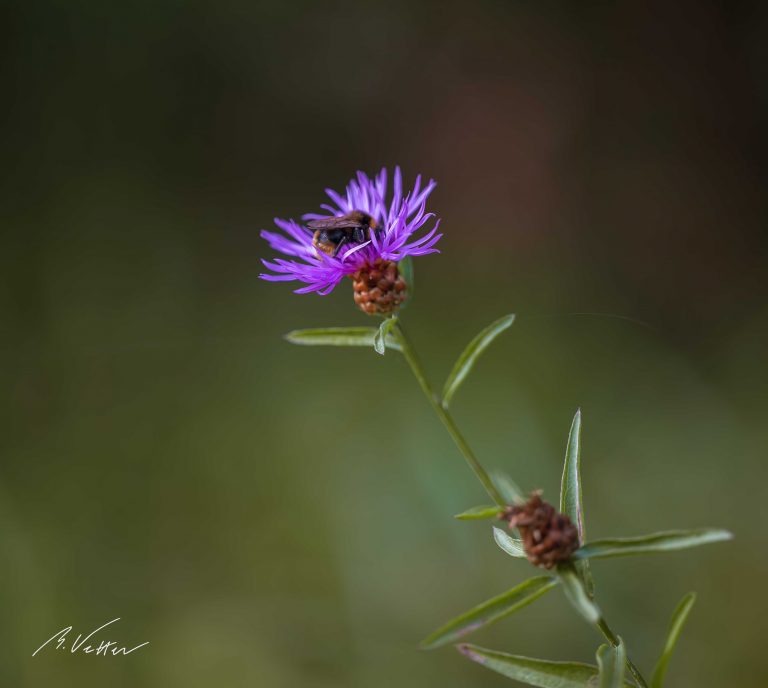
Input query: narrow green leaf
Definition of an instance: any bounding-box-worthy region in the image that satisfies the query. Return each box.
[455,505,504,521]
[398,256,414,308]
[285,327,401,351]
[421,576,556,649]
[560,409,585,540]
[650,593,697,688]
[457,644,602,687]
[493,526,526,558]
[597,638,626,688]
[574,529,733,560]
[441,313,515,407]
[558,409,594,596]
[374,317,398,355]
[491,470,524,503]
[557,565,601,624]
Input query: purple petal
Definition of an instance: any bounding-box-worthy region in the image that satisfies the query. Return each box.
[259,167,442,294]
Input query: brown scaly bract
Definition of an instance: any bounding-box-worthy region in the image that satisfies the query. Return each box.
[503,492,580,569]
[351,259,407,315]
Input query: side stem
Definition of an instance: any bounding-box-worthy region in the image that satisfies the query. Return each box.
[392,321,505,507]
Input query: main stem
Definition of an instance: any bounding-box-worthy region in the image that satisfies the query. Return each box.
[392,322,504,506]
[393,320,648,687]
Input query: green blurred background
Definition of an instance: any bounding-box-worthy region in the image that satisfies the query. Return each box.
[2,1,767,686]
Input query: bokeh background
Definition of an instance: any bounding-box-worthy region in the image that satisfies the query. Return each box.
[2,1,767,686]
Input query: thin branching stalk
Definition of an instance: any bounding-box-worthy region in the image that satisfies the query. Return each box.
[392,321,505,506]
[394,320,649,688]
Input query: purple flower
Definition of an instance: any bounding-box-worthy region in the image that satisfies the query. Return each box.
[259,167,442,295]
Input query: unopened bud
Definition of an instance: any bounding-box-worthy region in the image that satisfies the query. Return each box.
[350,259,407,315]
[502,491,579,569]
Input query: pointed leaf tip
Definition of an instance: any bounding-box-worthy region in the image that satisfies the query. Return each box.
[454,505,504,520]
[456,643,483,662]
[559,409,594,595]
[560,409,585,541]
[650,593,697,688]
[421,576,557,649]
[441,313,515,407]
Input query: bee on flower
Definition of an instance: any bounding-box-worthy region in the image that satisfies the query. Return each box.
[259,167,442,314]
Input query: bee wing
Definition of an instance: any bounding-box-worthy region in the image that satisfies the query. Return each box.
[306,216,365,230]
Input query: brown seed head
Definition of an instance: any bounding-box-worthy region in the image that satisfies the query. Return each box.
[350,259,407,315]
[502,491,580,569]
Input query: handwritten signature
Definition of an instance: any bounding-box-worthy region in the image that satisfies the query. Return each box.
[33,618,149,657]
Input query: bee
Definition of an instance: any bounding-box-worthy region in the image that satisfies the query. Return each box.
[306,210,378,257]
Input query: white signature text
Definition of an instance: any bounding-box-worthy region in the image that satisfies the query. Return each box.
[33,618,149,657]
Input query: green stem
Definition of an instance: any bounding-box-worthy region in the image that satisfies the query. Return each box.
[393,320,647,686]
[597,617,649,688]
[392,321,504,506]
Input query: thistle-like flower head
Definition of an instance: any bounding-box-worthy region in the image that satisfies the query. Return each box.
[503,492,580,569]
[259,167,442,297]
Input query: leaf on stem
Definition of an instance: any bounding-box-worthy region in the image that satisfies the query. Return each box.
[596,638,626,688]
[454,505,504,520]
[557,565,601,624]
[491,470,524,504]
[493,526,526,558]
[441,314,515,407]
[650,592,696,688]
[559,409,594,596]
[420,576,557,649]
[457,644,608,687]
[285,327,402,351]
[374,317,398,355]
[560,409,585,540]
[574,529,733,560]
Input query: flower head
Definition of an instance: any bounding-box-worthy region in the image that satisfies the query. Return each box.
[502,492,580,569]
[259,167,442,298]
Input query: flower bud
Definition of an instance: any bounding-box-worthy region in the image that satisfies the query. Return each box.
[502,492,579,569]
[351,259,407,315]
